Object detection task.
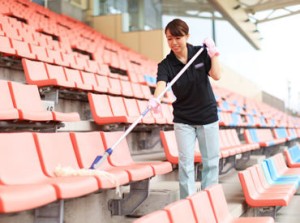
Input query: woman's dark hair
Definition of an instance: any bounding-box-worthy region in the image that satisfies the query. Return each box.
[165,18,189,37]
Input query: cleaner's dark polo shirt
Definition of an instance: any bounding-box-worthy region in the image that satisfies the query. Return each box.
[156,44,218,125]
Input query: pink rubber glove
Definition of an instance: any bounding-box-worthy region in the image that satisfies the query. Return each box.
[203,37,220,58]
[148,97,162,114]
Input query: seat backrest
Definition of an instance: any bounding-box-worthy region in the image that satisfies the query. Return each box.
[0,35,15,54]
[22,59,49,82]
[133,210,171,223]
[95,74,110,90]
[249,129,259,142]
[248,165,265,193]
[257,129,273,141]
[131,82,144,99]
[160,130,179,164]
[238,170,261,208]
[243,129,253,143]
[8,81,45,112]
[123,98,140,117]
[140,85,152,99]
[285,145,300,165]
[229,129,241,146]
[108,77,122,94]
[205,184,233,223]
[46,48,63,65]
[108,95,128,117]
[0,80,14,110]
[160,130,200,164]
[45,63,68,81]
[273,153,289,172]
[264,158,282,178]
[161,103,173,124]
[255,164,272,189]
[100,131,134,166]
[284,148,294,167]
[187,191,217,223]
[260,162,279,185]
[120,80,133,97]
[70,131,112,170]
[33,132,80,177]
[80,71,98,87]
[88,93,114,119]
[219,130,231,148]
[64,67,84,86]
[0,132,47,184]
[164,199,196,223]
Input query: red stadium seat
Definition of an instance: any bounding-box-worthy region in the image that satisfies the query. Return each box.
[33,132,102,196]
[160,130,202,164]
[0,80,19,120]
[29,44,54,63]
[11,39,35,59]
[8,81,80,122]
[238,169,293,207]
[101,131,172,180]
[88,93,137,125]
[94,74,110,93]
[0,133,57,213]
[0,36,15,55]
[205,184,275,223]
[187,190,217,222]
[164,199,196,223]
[100,131,154,181]
[133,210,171,223]
[64,67,93,91]
[45,63,75,88]
[70,131,130,187]
[123,98,154,124]
[120,79,134,97]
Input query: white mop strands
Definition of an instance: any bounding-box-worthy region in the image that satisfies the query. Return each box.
[54,165,121,196]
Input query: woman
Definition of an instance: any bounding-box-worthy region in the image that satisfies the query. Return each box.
[149,18,222,199]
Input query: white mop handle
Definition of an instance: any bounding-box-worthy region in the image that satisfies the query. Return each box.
[90,107,150,169]
[110,107,150,150]
[156,47,204,101]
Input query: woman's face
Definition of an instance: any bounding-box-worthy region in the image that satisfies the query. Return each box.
[165,29,189,54]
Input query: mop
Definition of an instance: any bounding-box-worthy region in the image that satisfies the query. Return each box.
[53,46,205,197]
[54,164,121,196]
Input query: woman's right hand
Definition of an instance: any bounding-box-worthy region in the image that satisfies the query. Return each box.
[148,97,162,114]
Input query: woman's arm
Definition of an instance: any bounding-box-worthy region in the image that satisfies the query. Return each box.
[153,81,167,100]
[209,56,222,81]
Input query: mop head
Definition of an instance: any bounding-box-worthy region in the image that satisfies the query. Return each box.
[54,165,121,196]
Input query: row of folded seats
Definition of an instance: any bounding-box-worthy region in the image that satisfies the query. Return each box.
[0,79,174,128]
[160,127,298,174]
[133,183,274,223]
[0,131,172,213]
[3,74,300,131]
[238,145,300,218]
[21,58,156,101]
[218,110,298,128]
[0,80,79,130]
